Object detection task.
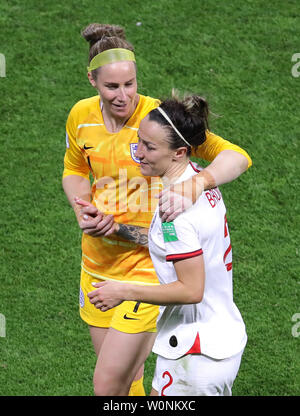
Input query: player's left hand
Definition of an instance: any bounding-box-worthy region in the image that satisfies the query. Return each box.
[88,281,124,311]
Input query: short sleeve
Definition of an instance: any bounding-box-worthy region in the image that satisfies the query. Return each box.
[193,131,252,169]
[63,105,90,179]
[162,216,203,262]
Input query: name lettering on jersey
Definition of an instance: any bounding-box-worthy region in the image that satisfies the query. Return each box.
[162,222,178,242]
[205,188,222,208]
[130,143,140,163]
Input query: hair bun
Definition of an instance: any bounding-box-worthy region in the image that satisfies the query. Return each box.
[182,95,207,114]
[81,23,126,47]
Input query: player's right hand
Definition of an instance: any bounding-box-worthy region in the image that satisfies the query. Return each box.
[75,197,115,237]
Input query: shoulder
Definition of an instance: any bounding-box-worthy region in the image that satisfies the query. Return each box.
[136,94,160,118]
[66,95,100,131]
[173,201,201,230]
[204,130,226,145]
[69,95,100,116]
[191,129,231,161]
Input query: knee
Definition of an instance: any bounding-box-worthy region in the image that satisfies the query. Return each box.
[93,374,130,396]
[93,376,104,396]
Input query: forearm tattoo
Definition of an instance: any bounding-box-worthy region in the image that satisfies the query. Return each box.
[116,224,148,246]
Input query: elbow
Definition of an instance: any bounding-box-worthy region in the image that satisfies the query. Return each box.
[241,154,251,172]
[192,293,203,304]
[231,152,249,175]
[186,289,203,304]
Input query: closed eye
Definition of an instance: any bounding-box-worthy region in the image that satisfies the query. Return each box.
[105,83,118,89]
[104,79,135,89]
[137,135,156,151]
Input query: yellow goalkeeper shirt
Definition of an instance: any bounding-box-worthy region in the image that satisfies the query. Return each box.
[63,94,252,284]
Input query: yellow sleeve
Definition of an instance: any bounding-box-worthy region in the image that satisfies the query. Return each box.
[139,97,160,118]
[193,131,252,168]
[63,104,90,179]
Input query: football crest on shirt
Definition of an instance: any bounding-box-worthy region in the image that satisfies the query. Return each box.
[130,143,140,163]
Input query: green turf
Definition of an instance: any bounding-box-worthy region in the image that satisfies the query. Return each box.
[0,0,299,396]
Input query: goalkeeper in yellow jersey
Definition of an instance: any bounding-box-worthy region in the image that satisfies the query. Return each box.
[62,22,252,396]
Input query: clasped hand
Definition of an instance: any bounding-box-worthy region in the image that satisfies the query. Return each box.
[88,281,124,312]
[75,197,115,237]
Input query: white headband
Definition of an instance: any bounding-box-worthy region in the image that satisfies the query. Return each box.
[156,106,191,147]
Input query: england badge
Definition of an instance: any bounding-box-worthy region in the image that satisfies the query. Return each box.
[130,143,140,163]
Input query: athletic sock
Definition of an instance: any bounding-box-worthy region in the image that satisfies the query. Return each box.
[128,376,145,396]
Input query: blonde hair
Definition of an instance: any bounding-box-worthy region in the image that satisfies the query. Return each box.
[81,23,135,79]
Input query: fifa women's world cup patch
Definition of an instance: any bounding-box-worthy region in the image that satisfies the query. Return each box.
[162,222,178,242]
[130,143,140,163]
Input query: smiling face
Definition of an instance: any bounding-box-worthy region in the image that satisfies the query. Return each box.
[89,61,138,119]
[136,115,188,179]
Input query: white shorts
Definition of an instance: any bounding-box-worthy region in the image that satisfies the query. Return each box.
[152,350,244,396]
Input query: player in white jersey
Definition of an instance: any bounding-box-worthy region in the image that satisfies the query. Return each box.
[148,161,247,395]
[88,92,247,396]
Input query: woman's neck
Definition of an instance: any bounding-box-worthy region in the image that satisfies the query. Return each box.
[101,95,139,133]
[102,112,127,133]
[161,160,190,188]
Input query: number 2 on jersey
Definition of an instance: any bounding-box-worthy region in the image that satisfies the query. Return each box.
[161,371,173,396]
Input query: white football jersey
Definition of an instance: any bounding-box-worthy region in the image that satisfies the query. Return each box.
[149,162,247,360]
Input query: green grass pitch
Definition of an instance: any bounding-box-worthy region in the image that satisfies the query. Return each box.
[0,0,299,396]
